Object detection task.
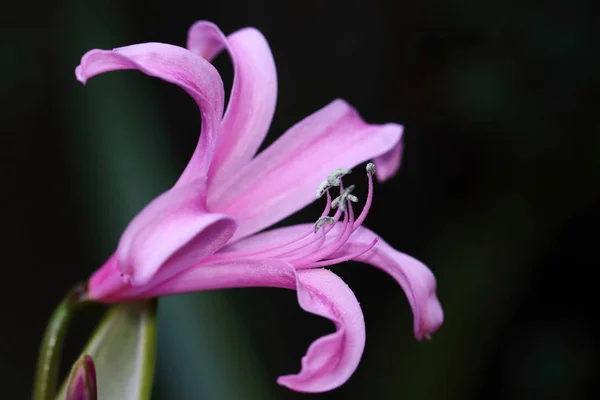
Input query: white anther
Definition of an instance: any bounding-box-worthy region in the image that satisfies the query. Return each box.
[366,162,376,177]
[327,168,352,186]
[314,216,335,233]
[316,181,332,199]
[331,185,357,211]
[331,197,341,210]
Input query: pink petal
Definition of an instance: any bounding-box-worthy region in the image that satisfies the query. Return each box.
[75,43,225,182]
[373,139,404,181]
[333,226,443,340]
[115,259,365,392]
[276,269,365,392]
[219,223,443,340]
[88,253,125,301]
[116,179,236,287]
[187,21,277,188]
[208,100,403,241]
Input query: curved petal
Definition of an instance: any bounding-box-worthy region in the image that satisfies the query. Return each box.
[111,259,364,392]
[116,179,237,287]
[374,139,403,181]
[187,22,277,187]
[218,223,443,340]
[75,43,225,182]
[332,226,443,340]
[277,268,365,392]
[208,99,403,241]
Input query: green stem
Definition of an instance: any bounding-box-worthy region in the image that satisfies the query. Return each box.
[33,282,89,400]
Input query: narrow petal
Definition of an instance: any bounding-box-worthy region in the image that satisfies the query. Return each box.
[218,223,443,340]
[208,100,403,241]
[75,43,225,182]
[116,179,236,287]
[113,259,365,393]
[187,21,277,187]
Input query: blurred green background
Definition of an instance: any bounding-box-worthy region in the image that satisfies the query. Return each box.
[1,0,599,399]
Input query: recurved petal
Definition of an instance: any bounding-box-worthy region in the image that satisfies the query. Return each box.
[208,99,403,241]
[277,268,365,392]
[218,223,443,340]
[187,22,277,187]
[122,259,365,393]
[75,42,225,181]
[334,226,443,340]
[116,179,237,287]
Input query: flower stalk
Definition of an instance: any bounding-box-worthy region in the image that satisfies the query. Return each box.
[33,282,89,400]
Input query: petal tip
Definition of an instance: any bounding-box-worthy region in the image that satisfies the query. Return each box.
[74,65,88,84]
[414,296,444,341]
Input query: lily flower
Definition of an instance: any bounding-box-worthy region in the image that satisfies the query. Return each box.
[76,21,443,393]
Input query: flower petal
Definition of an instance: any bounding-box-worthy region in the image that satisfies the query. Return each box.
[116,179,236,287]
[332,226,443,340]
[75,43,225,182]
[187,21,277,187]
[115,259,364,392]
[218,223,443,340]
[208,99,403,241]
[88,253,125,301]
[276,268,365,392]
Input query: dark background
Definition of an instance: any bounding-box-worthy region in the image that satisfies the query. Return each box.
[1,0,599,398]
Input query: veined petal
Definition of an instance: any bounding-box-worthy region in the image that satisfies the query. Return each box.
[208,99,403,241]
[112,259,365,393]
[116,179,236,287]
[75,43,225,181]
[187,21,277,187]
[218,223,443,340]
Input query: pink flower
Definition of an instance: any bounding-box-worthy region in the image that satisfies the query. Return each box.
[76,21,443,393]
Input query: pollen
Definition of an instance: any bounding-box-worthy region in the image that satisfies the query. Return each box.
[366,162,376,177]
[327,168,352,186]
[314,216,335,233]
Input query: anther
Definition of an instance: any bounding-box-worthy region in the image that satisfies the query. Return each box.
[316,181,332,199]
[331,185,357,211]
[327,168,352,186]
[366,162,376,177]
[314,216,335,233]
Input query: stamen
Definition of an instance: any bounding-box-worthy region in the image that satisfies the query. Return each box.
[327,168,352,186]
[314,216,335,233]
[366,162,376,177]
[332,185,356,211]
[210,190,335,260]
[293,199,355,267]
[309,237,379,268]
[316,181,332,199]
[352,163,375,230]
[211,164,378,270]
